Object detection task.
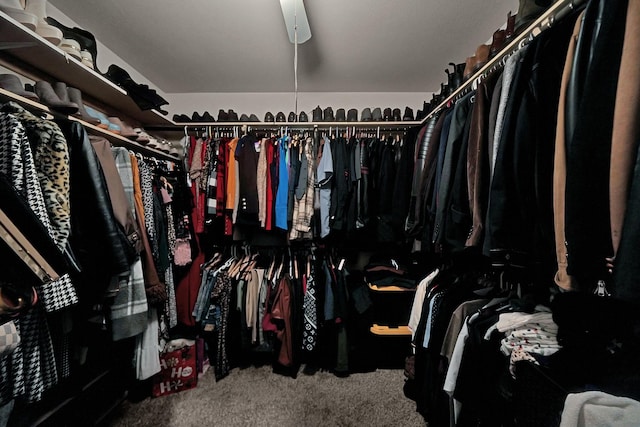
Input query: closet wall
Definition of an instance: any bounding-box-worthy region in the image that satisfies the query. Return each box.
[44,6,431,123]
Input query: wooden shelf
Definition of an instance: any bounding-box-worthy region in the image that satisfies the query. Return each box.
[0,11,172,127]
[0,87,177,160]
[370,324,411,336]
[368,283,416,292]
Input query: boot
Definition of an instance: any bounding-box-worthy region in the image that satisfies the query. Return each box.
[323,107,334,122]
[505,11,517,41]
[335,108,346,121]
[24,0,62,45]
[66,86,100,125]
[107,117,137,138]
[489,29,506,58]
[0,0,37,31]
[403,107,414,121]
[0,73,39,101]
[446,62,464,92]
[312,105,323,121]
[46,17,97,70]
[35,80,78,114]
[515,0,548,34]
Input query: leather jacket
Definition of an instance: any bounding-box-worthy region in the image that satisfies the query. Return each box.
[58,120,132,302]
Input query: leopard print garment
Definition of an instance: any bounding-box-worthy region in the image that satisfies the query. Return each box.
[3,103,70,249]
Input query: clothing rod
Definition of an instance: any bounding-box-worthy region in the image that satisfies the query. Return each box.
[420,0,587,125]
[158,120,421,130]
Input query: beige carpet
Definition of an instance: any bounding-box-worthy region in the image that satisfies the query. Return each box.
[106,366,425,427]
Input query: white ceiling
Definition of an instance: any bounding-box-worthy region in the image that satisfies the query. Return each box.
[48,0,518,94]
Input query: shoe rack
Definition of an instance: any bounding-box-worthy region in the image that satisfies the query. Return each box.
[0,10,177,159]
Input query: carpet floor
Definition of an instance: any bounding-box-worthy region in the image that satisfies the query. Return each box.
[106,365,426,427]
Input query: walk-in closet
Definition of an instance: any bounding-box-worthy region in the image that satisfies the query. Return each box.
[0,0,639,426]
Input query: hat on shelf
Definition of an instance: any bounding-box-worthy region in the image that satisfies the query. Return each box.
[0,74,39,101]
[34,81,78,114]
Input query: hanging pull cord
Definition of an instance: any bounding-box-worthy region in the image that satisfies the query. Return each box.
[294,2,299,118]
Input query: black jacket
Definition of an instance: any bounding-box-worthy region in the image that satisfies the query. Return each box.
[58,120,132,303]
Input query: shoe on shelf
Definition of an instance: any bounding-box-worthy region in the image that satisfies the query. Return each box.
[383,107,392,121]
[239,114,249,122]
[392,108,402,121]
[169,145,181,158]
[312,105,322,121]
[323,107,334,122]
[248,113,259,122]
[146,139,160,150]
[275,112,286,123]
[403,107,414,121]
[217,109,229,122]
[264,111,274,122]
[46,16,97,70]
[347,108,358,122]
[108,116,137,138]
[287,112,297,122]
[84,105,109,129]
[227,109,238,121]
[66,86,100,125]
[58,38,83,61]
[0,0,37,31]
[361,107,372,122]
[133,128,151,145]
[172,113,191,123]
[34,80,78,114]
[372,107,382,121]
[191,112,204,122]
[335,108,345,122]
[0,74,39,101]
[25,0,62,45]
[202,111,215,122]
[298,111,308,122]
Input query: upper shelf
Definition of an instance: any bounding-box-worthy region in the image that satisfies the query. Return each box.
[0,11,172,127]
[0,87,178,160]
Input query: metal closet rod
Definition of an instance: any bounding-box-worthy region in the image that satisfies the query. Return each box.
[420,0,587,124]
[179,120,420,128]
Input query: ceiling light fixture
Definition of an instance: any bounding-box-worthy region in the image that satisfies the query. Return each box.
[279,0,312,44]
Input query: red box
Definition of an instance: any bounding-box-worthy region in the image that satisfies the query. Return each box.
[152,345,198,397]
